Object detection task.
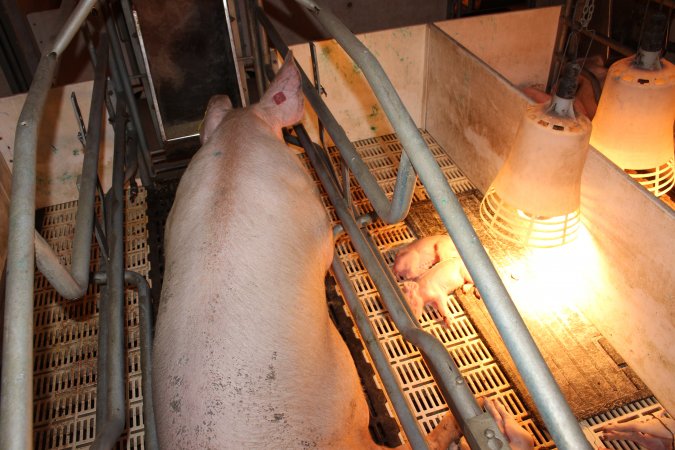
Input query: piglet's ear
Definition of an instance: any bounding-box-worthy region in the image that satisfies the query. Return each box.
[256,52,304,129]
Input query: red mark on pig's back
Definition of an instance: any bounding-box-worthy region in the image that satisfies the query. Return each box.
[273,92,286,105]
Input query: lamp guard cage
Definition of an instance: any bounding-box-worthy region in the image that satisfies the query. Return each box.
[479,188,582,248]
[626,157,675,197]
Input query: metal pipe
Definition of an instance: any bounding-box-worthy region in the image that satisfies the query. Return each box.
[51,0,99,56]
[33,34,108,301]
[256,10,417,224]
[0,52,57,450]
[295,125,510,450]
[94,271,158,450]
[286,0,426,224]
[331,254,429,449]
[91,96,127,450]
[1,3,99,443]
[30,35,108,302]
[102,0,155,181]
[290,2,592,448]
[246,0,265,98]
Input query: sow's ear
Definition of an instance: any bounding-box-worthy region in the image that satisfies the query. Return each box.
[256,52,304,129]
[200,95,233,145]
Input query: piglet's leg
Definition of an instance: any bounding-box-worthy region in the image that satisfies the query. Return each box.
[432,293,453,327]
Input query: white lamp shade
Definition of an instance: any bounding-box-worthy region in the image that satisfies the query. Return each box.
[493,103,592,218]
[590,57,675,190]
[480,102,592,247]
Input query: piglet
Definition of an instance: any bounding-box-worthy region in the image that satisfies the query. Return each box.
[401,258,474,326]
[393,235,459,281]
[152,53,460,449]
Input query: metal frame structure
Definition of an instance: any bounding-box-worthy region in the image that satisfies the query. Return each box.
[254,1,593,449]
[0,1,157,449]
[0,0,604,448]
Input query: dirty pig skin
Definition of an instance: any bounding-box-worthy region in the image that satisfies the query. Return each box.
[152,53,460,449]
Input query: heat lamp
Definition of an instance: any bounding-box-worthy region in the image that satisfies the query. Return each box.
[590,13,675,196]
[480,63,592,248]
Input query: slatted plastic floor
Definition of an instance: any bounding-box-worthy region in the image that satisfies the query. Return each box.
[30,131,666,449]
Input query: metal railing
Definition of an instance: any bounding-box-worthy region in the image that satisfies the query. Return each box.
[0,1,157,448]
[253,1,593,448]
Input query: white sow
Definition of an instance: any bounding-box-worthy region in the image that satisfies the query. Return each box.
[152,54,457,449]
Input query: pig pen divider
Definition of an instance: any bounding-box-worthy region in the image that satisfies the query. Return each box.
[254,2,592,449]
[0,1,157,448]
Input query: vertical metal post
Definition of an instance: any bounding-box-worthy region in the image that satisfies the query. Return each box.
[0,53,57,450]
[0,2,98,447]
[102,0,155,183]
[91,96,128,450]
[246,0,265,98]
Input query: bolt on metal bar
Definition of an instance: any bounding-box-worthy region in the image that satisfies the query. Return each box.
[255,8,417,224]
[294,125,511,450]
[290,2,593,448]
[1,2,99,447]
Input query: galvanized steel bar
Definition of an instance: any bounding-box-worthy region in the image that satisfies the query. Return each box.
[94,271,158,450]
[330,254,429,450]
[34,34,109,301]
[295,125,510,450]
[247,0,266,98]
[102,0,155,181]
[256,9,417,224]
[291,2,592,448]
[0,52,58,450]
[91,96,127,450]
[0,3,98,448]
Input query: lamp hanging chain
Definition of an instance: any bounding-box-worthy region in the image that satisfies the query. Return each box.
[578,0,595,29]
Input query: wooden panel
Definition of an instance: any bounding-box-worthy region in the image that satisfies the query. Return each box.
[424,24,675,414]
[578,151,675,414]
[0,80,115,209]
[434,7,560,88]
[425,24,528,193]
[290,24,427,144]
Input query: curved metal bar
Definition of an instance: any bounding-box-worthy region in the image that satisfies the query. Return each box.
[33,32,108,301]
[94,271,158,450]
[292,2,593,449]
[0,52,58,450]
[90,95,127,450]
[256,10,417,224]
[331,255,429,450]
[295,125,510,450]
[51,0,100,56]
[1,3,104,445]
